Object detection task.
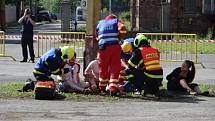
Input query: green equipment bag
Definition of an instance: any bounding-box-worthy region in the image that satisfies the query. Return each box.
[34,81,56,100]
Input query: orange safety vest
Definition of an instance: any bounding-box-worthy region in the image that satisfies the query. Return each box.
[140,47,162,71]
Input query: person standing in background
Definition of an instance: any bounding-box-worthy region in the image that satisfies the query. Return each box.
[18,8,35,63]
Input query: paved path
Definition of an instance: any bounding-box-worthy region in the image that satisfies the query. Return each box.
[0,97,215,121]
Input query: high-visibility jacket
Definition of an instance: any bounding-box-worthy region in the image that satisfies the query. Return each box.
[96,18,126,45]
[140,47,163,79]
[33,48,63,77]
[140,47,161,71]
[96,18,119,46]
[128,46,163,79]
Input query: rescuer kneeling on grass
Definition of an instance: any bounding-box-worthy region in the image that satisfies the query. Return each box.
[118,38,136,93]
[126,35,163,97]
[33,46,74,99]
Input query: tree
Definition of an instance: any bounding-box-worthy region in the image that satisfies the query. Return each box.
[101,0,129,13]
[38,0,80,13]
[69,0,80,14]
[39,0,61,13]
[5,0,17,5]
[0,0,6,31]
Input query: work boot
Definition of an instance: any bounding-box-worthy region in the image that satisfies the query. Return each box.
[107,86,118,97]
[118,85,127,95]
[28,59,35,63]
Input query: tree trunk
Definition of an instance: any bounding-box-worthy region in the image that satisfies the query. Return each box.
[0,0,6,31]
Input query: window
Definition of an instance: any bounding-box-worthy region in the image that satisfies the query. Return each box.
[184,0,197,14]
[77,10,83,15]
[203,0,215,14]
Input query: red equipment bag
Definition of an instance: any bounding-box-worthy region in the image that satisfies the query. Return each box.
[34,81,56,100]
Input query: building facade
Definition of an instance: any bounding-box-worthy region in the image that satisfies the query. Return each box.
[131,0,215,34]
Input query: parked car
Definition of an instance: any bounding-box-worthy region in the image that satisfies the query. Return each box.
[76,6,86,21]
[50,13,57,20]
[37,10,52,22]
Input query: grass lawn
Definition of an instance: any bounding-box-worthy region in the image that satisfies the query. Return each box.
[151,42,215,54]
[0,82,214,101]
[0,82,119,101]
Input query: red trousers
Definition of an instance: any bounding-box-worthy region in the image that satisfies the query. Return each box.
[98,44,121,91]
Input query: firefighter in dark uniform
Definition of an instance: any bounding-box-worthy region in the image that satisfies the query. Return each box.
[33,46,74,82]
[126,35,163,96]
[33,46,75,99]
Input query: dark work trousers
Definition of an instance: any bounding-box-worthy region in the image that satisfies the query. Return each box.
[21,33,35,61]
[126,69,145,92]
[126,68,163,94]
[33,73,54,82]
[144,77,163,95]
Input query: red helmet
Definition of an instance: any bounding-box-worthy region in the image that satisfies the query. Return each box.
[105,14,117,20]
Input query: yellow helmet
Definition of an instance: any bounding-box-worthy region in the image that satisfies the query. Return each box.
[121,42,133,54]
[60,46,74,60]
[134,34,148,47]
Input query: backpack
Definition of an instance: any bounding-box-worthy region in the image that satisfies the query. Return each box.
[34,81,56,100]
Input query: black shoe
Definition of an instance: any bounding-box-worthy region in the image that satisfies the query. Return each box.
[20,60,27,62]
[28,59,35,63]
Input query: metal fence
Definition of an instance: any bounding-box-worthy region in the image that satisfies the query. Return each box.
[36,32,86,61]
[0,30,208,66]
[0,31,4,56]
[137,33,198,63]
[0,31,16,61]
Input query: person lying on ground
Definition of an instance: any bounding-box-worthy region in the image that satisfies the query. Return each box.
[57,53,91,94]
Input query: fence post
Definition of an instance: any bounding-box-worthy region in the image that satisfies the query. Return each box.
[0,31,16,61]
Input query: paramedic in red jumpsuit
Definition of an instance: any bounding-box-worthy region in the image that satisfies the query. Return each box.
[96,14,126,96]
